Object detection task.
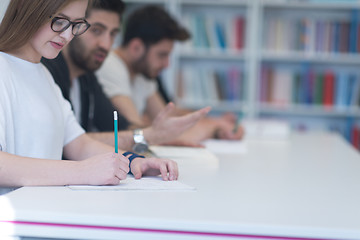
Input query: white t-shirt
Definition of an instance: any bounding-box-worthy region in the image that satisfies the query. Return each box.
[0,52,85,160]
[96,51,157,115]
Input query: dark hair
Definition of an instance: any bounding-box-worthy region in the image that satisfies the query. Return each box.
[122,5,190,47]
[90,0,125,17]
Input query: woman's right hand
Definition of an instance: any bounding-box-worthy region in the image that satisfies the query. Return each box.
[78,152,129,185]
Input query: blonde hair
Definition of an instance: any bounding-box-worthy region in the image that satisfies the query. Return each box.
[0,0,92,52]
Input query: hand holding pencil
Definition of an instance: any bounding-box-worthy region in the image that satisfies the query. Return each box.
[214,112,244,140]
[113,111,179,181]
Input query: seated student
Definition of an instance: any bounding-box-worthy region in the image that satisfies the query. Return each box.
[0,0,178,187]
[96,5,245,144]
[42,0,211,151]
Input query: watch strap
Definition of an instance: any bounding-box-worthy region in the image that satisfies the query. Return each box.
[122,151,145,174]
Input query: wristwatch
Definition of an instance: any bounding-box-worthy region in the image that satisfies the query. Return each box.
[132,128,149,153]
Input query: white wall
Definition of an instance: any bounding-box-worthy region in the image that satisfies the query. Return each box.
[0,0,10,23]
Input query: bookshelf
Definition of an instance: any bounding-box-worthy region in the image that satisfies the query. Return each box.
[259,0,360,150]
[123,0,360,149]
[174,0,253,116]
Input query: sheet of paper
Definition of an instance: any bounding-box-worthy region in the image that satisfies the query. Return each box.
[68,175,195,191]
[202,139,247,154]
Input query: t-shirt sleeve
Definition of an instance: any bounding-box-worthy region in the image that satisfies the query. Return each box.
[96,52,132,98]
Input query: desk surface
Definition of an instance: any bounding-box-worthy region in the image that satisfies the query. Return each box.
[1,132,360,240]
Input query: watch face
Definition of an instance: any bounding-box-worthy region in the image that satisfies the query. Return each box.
[134,134,145,143]
[133,143,148,153]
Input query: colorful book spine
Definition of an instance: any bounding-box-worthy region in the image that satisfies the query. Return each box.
[260,66,269,103]
[313,72,324,105]
[335,72,348,109]
[351,126,360,150]
[323,71,335,107]
[350,10,359,53]
[235,17,245,50]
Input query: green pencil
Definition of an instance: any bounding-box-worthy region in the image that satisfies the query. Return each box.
[114,111,118,153]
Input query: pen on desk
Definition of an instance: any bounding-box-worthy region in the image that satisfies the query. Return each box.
[114,111,118,153]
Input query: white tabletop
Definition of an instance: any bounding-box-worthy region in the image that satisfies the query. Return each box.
[1,132,360,240]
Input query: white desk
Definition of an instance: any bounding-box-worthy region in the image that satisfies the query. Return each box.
[1,132,360,240]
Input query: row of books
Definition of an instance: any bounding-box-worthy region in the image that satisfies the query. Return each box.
[176,66,246,104]
[259,66,360,108]
[181,14,246,51]
[263,10,360,53]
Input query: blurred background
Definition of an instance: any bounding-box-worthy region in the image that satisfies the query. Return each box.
[121,0,360,151]
[2,0,360,150]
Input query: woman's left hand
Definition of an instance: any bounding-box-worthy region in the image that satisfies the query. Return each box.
[130,157,179,181]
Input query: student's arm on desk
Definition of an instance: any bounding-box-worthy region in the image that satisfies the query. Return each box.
[87,103,211,149]
[144,96,221,146]
[67,132,179,180]
[111,90,243,144]
[0,140,128,187]
[145,102,211,146]
[145,93,244,142]
[175,115,245,145]
[66,134,179,181]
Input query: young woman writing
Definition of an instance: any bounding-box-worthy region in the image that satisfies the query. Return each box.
[0,0,178,187]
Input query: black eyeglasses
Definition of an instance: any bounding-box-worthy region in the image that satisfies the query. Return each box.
[51,17,91,36]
